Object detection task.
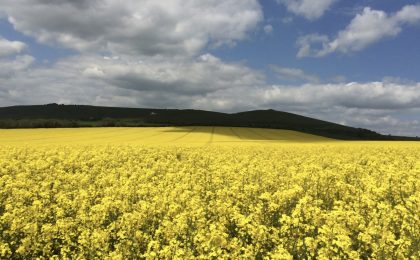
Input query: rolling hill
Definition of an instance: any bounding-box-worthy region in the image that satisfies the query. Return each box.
[0,103,418,140]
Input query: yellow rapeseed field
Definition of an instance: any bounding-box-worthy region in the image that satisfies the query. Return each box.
[0,127,419,258]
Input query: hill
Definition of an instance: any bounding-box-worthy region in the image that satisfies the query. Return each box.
[0,103,418,140]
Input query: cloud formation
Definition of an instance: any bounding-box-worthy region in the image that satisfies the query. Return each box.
[0,0,262,56]
[298,5,420,57]
[269,65,320,83]
[1,1,420,136]
[1,53,420,136]
[83,54,265,95]
[190,81,420,136]
[0,54,265,107]
[0,36,33,78]
[0,55,34,78]
[276,0,337,20]
[0,37,27,57]
[263,24,274,34]
[261,82,420,110]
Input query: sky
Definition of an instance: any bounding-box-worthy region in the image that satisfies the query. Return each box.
[1,0,420,136]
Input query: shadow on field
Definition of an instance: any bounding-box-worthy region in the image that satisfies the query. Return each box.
[161,126,332,142]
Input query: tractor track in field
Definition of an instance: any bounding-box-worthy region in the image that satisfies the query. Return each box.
[167,127,197,143]
[229,127,243,140]
[205,127,215,146]
[247,128,273,140]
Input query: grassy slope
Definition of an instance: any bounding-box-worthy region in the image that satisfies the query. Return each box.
[0,104,418,140]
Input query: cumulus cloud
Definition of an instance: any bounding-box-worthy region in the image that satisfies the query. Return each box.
[2,54,420,136]
[263,24,273,34]
[296,34,330,58]
[251,82,420,136]
[298,5,420,57]
[0,0,263,56]
[0,54,265,107]
[0,55,34,78]
[269,65,320,83]
[276,0,337,20]
[1,1,420,136]
[184,81,420,136]
[0,37,27,57]
[79,54,265,95]
[261,82,420,110]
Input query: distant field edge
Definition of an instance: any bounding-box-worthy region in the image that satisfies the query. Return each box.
[1,122,419,141]
[0,104,419,141]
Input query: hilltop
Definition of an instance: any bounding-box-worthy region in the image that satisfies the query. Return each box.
[0,103,418,140]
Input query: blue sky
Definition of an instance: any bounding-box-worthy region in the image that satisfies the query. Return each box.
[214,0,420,83]
[1,0,420,136]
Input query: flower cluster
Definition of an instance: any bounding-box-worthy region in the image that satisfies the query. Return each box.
[0,143,419,258]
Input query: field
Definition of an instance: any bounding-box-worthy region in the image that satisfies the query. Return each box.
[1,127,419,258]
[0,126,331,146]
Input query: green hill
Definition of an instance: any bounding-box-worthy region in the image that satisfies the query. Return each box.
[0,103,418,140]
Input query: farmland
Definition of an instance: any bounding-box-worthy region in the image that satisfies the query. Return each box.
[0,127,331,146]
[0,127,419,258]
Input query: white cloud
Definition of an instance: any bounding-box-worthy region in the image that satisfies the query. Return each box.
[2,55,420,136]
[261,82,420,110]
[0,0,263,56]
[252,81,420,136]
[1,1,420,137]
[296,34,329,58]
[0,55,34,78]
[269,65,320,83]
[0,37,27,57]
[204,81,420,136]
[82,66,105,78]
[334,109,420,137]
[298,5,420,57]
[0,54,265,107]
[264,24,273,34]
[187,82,420,136]
[276,0,337,20]
[80,54,265,95]
[395,4,420,24]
